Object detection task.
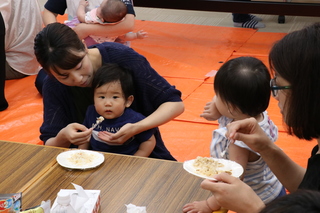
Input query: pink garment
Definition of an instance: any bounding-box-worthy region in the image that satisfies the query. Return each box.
[85,8,102,23]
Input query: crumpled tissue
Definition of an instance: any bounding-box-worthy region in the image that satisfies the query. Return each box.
[126,203,147,213]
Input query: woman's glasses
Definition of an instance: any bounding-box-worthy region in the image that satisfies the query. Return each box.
[270,78,291,97]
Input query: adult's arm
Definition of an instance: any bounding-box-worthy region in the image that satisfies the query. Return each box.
[257,142,306,192]
[42,8,59,25]
[42,0,67,25]
[73,14,135,39]
[226,117,306,192]
[103,101,184,144]
[95,43,184,144]
[131,101,184,134]
[0,0,11,27]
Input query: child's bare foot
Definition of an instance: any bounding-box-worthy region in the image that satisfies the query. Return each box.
[182,200,213,213]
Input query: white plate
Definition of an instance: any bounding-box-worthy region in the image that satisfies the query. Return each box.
[183,157,244,180]
[56,150,105,170]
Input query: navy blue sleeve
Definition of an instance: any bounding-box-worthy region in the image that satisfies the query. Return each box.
[44,0,67,15]
[40,77,73,142]
[122,0,135,16]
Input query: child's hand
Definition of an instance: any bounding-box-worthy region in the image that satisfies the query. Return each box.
[200,97,221,121]
[79,0,89,7]
[136,30,148,39]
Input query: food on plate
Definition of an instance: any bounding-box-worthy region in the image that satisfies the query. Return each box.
[67,151,98,166]
[57,150,105,169]
[183,157,243,180]
[193,156,232,177]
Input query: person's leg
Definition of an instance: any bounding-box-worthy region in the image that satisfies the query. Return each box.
[0,12,8,111]
[232,13,251,23]
[5,62,27,79]
[232,0,265,29]
[233,13,265,29]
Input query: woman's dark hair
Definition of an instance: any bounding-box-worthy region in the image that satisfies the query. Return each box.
[92,63,134,100]
[214,56,271,117]
[269,22,320,140]
[260,189,320,213]
[34,22,86,77]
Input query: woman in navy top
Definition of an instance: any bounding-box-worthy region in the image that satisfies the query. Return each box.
[34,23,184,161]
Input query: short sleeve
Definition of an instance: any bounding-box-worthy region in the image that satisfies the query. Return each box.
[122,0,135,15]
[44,0,67,15]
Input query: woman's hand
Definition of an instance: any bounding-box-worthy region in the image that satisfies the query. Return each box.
[226,117,272,153]
[45,123,92,147]
[97,101,184,145]
[59,123,92,146]
[98,123,137,145]
[201,173,265,213]
[226,118,306,192]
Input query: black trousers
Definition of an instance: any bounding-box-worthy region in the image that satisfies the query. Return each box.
[232,0,251,23]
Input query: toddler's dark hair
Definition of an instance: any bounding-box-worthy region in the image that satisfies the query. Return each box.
[92,63,134,100]
[214,56,271,117]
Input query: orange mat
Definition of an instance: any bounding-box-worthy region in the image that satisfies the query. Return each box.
[0,20,315,169]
